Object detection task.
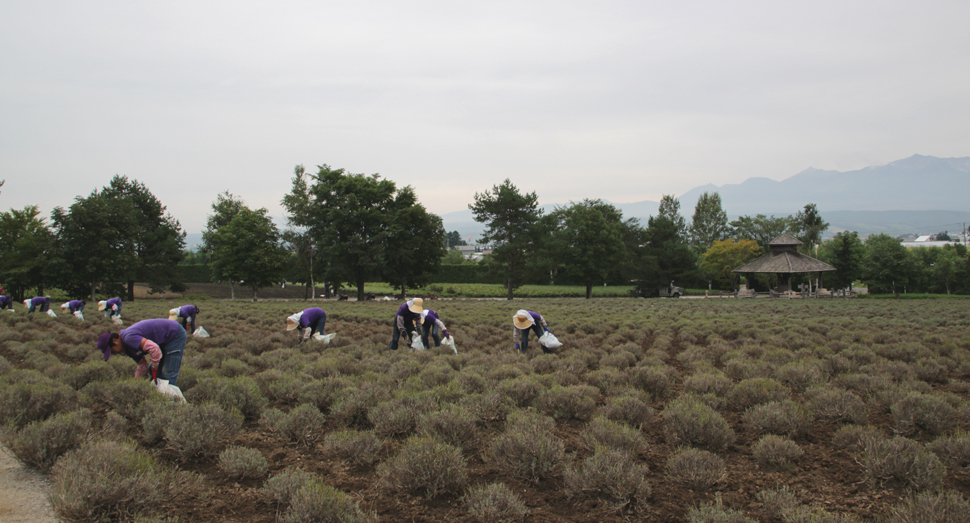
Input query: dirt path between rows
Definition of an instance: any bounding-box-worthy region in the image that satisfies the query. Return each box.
[0,446,57,523]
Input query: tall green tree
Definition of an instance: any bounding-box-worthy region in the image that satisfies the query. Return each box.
[689,192,729,249]
[446,231,466,249]
[281,165,324,299]
[283,164,441,301]
[51,190,136,301]
[817,231,865,291]
[548,199,626,299]
[795,203,829,255]
[658,194,687,239]
[206,202,288,301]
[629,215,696,295]
[730,214,796,250]
[202,192,247,298]
[101,176,185,300]
[0,206,54,300]
[932,246,960,295]
[862,234,915,297]
[382,187,447,297]
[469,179,542,300]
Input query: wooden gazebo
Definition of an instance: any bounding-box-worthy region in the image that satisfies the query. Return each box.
[732,233,836,292]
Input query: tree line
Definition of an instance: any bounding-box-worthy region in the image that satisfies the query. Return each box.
[466,181,970,298]
[3,170,968,302]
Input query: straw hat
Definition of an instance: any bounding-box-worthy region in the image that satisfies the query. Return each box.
[408,298,424,314]
[97,300,107,311]
[61,302,70,311]
[285,312,303,330]
[168,307,180,321]
[513,310,534,329]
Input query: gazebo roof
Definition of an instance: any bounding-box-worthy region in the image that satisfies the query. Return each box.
[768,233,803,246]
[733,250,836,274]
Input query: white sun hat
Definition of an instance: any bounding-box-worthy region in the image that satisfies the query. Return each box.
[286,312,303,330]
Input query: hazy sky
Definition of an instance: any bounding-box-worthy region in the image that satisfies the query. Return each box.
[2,0,968,233]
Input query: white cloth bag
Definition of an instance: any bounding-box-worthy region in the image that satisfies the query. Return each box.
[443,336,458,354]
[410,334,426,351]
[74,310,84,320]
[313,333,334,345]
[46,310,57,318]
[539,332,562,350]
[193,326,210,338]
[156,379,187,402]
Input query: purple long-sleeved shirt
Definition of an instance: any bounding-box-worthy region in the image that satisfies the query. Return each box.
[179,305,198,318]
[512,311,548,344]
[0,296,12,308]
[67,300,84,313]
[395,302,421,332]
[119,319,183,351]
[31,296,49,307]
[299,308,326,328]
[105,298,122,311]
[422,309,447,333]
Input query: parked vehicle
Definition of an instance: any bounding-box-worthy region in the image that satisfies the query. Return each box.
[630,280,684,298]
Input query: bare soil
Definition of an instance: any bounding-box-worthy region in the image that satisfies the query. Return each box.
[0,446,57,523]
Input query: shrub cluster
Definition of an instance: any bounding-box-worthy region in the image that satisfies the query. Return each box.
[665,447,725,491]
[490,410,565,483]
[1,408,92,472]
[324,429,383,466]
[562,446,650,510]
[49,441,204,522]
[663,396,735,451]
[463,483,530,523]
[378,436,468,497]
[863,436,945,491]
[752,435,803,470]
[283,479,377,523]
[260,403,325,446]
[218,445,269,479]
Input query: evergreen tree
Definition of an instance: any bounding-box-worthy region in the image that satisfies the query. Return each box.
[689,192,729,248]
[469,179,542,300]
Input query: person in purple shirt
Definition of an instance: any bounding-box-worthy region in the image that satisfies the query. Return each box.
[96,319,187,385]
[388,298,423,350]
[64,300,86,313]
[0,295,13,310]
[286,307,327,344]
[169,304,200,333]
[24,296,51,313]
[512,309,553,354]
[99,297,122,319]
[419,309,451,348]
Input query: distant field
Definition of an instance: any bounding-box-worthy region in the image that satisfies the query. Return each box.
[3,298,969,521]
[362,282,639,298]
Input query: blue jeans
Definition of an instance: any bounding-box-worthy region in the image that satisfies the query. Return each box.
[303,318,326,339]
[421,322,442,348]
[520,324,550,354]
[388,324,416,350]
[158,326,186,386]
[28,301,50,313]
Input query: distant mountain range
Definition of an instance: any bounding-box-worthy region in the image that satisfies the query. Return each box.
[442,154,970,242]
[185,155,970,250]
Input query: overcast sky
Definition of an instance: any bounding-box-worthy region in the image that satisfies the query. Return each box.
[2,0,968,233]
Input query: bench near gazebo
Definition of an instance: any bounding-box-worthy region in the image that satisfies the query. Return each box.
[732,233,837,297]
